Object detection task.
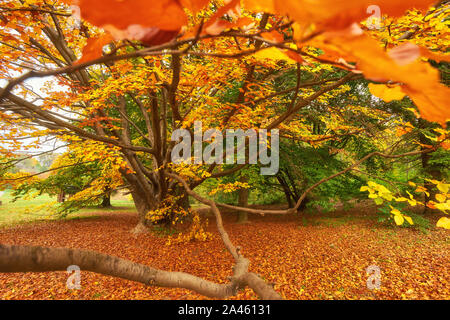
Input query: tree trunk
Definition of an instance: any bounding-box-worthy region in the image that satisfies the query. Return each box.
[100,189,112,208]
[129,190,155,235]
[57,190,65,203]
[421,150,442,214]
[237,176,249,223]
[119,168,159,234]
[419,128,442,214]
[277,174,295,208]
[126,181,188,233]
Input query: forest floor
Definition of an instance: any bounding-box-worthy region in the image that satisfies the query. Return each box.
[0,203,448,300]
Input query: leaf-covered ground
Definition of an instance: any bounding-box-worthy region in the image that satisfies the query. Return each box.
[0,205,448,300]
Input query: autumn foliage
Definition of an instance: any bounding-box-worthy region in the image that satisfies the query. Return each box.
[0,0,449,300]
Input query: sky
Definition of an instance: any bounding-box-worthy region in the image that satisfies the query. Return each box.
[1,76,68,155]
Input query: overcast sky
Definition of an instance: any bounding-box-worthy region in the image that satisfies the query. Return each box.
[1,76,68,155]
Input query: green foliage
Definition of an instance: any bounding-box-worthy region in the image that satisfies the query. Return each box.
[278,140,365,211]
[428,148,450,180]
[9,157,115,217]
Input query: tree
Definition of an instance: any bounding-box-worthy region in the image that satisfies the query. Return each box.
[0,0,449,299]
[1,139,124,215]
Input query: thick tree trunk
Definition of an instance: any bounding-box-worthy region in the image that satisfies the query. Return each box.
[100,190,112,208]
[236,176,249,223]
[127,182,190,233]
[120,168,159,234]
[129,190,155,235]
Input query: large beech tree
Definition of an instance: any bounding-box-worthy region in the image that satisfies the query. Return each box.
[0,0,449,299]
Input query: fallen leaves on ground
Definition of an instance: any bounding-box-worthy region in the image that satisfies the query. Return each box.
[0,204,448,300]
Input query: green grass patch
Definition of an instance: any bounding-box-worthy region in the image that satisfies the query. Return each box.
[0,189,135,227]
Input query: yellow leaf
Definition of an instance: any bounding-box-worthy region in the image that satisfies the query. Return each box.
[367,181,377,188]
[369,83,406,102]
[436,183,449,194]
[426,179,440,185]
[436,193,446,203]
[436,217,450,229]
[394,214,404,226]
[252,47,296,63]
[374,197,383,205]
[404,216,414,225]
[382,193,393,201]
[435,201,450,212]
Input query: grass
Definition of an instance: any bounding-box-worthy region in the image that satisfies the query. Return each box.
[0,189,135,227]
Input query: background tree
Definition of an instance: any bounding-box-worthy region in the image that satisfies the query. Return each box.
[5,150,122,214]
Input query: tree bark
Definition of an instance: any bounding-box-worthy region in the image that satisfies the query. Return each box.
[419,127,443,214]
[0,244,282,299]
[129,190,154,234]
[57,190,65,203]
[276,174,295,208]
[120,168,159,234]
[100,189,112,208]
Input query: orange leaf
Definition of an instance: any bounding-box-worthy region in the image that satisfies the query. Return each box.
[312,29,450,125]
[204,0,240,35]
[236,17,256,29]
[180,0,210,14]
[396,127,412,137]
[76,34,113,64]
[242,0,275,13]
[261,30,284,43]
[69,0,187,31]
[244,0,435,32]
[284,50,304,64]
[420,47,450,63]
